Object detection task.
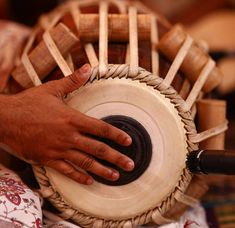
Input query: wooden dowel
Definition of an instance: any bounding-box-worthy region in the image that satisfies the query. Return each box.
[186,59,215,109]
[197,99,226,149]
[217,57,235,95]
[12,23,79,89]
[157,25,222,93]
[179,79,191,100]
[197,99,229,188]
[76,14,151,42]
[12,14,153,89]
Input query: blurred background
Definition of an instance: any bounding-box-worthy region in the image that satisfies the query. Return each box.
[0,0,234,25]
[0,0,235,227]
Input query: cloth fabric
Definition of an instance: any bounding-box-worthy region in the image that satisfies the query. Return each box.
[43,205,209,228]
[0,164,208,228]
[155,204,209,228]
[0,164,42,227]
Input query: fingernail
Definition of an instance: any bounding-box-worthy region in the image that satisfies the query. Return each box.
[111,171,119,180]
[86,178,93,185]
[106,169,119,180]
[79,64,91,76]
[124,136,132,146]
[125,160,134,171]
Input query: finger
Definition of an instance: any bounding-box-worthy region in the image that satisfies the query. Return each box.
[64,150,120,181]
[48,64,91,97]
[73,134,134,171]
[46,160,93,185]
[76,115,132,146]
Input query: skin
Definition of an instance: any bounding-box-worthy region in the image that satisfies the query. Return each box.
[0,64,134,185]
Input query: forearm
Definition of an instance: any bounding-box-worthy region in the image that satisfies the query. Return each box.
[0,94,13,166]
[0,94,9,143]
[0,94,26,159]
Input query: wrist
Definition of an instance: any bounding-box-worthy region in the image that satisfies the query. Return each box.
[0,94,14,143]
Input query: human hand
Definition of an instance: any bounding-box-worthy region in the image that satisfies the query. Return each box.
[0,64,134,185]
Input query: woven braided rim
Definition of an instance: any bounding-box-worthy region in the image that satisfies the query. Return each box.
[33,64,198,227]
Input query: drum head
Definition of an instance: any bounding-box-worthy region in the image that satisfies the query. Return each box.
[37,65,195,223]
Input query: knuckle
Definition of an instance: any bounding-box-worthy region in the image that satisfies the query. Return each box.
[115,155,125,167]
[68,72,80,85]
[63,169,85,184]
[71,172,83,183]
[63,112,77,126]
[80,157,94,170]
[80,140,92,153]
[116,133,125,143]
[73,114,87,129]
[71,133,80,145]
[63,166,76,176]
[64,115,73,124]
[78,175,89,184]
[45,81,64,97]
[95,144,107,158]
[43,81,55,91]
[101,124,111,137]
[83,140,91,149]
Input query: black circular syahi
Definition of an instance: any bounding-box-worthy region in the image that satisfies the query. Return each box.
[90,115,152,186]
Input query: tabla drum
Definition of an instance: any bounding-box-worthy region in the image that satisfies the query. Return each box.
[10,0,227,227]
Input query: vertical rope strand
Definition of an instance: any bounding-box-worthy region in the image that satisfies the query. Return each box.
[179,79,191,100]
[84,43,99,67]
[22,29,38,56]
[43,31,73,76]
[70,2,99,68]
[128,6,139,76]
[66,54,74,72]
[151,15,159,75]
[125,45,130,64]
[191,92,203,119]
[70,1,81,32]
[20,28,43,87]
[164,36,193,86]
[99,1,109,76]
[186,59,215,109]
[22,53,42,86]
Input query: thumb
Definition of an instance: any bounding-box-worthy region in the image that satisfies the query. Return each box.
[52,64,91,96]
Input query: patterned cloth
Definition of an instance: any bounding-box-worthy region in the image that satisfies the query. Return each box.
[0,164,208,228]
[0,165,42,228]
[156,205,209,228]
